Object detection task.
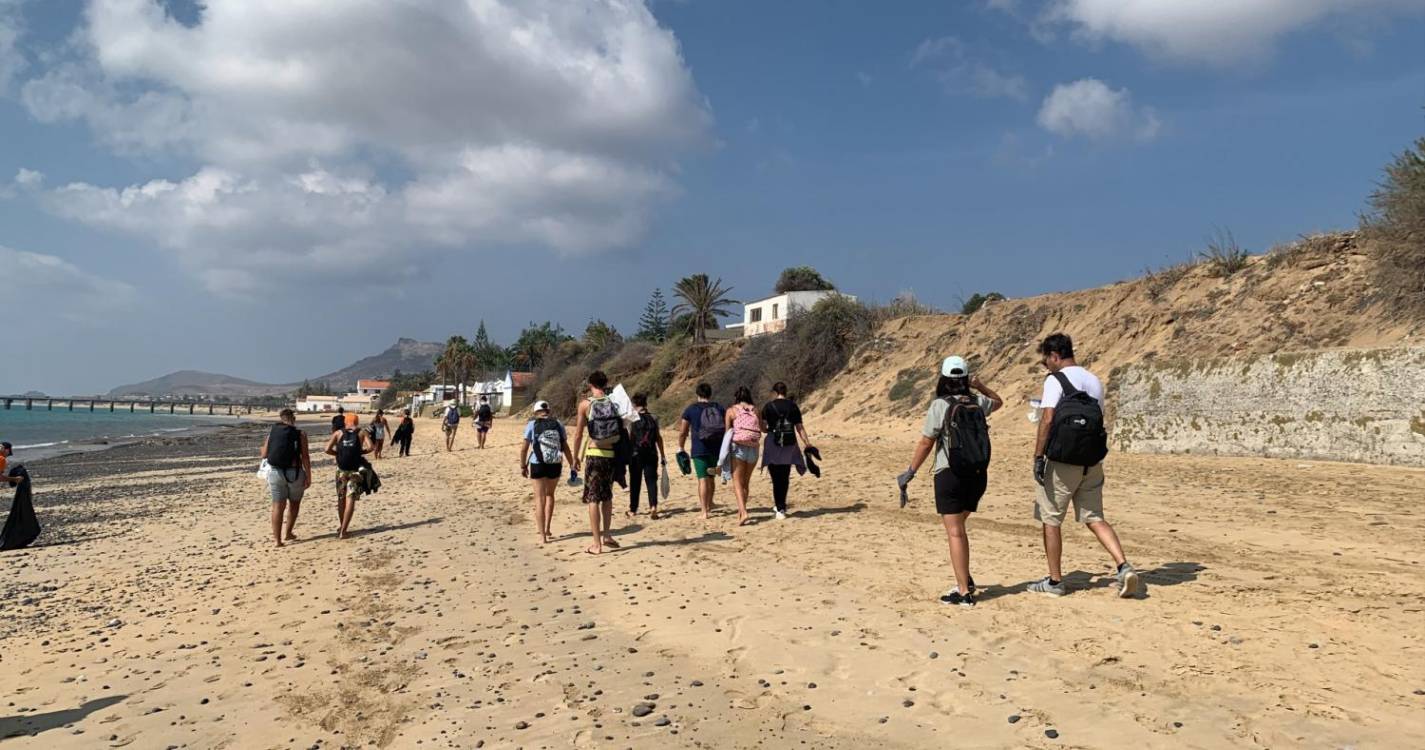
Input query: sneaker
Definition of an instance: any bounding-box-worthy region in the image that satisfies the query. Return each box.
[775,510,787,520]
[1116,563,1143,598]
[1028,577,1066,597]
[939,590,977,607]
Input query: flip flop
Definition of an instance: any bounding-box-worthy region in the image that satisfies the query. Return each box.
[604,538,621,549]
[584,546,600,555]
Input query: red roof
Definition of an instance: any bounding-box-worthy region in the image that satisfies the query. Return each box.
[357,379,391,390]
[511,372,536,388]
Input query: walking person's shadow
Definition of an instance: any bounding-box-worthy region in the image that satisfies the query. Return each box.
[976,561,1206,602]
[0,695,126,739]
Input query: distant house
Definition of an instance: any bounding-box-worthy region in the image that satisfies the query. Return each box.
[410,384,460,415]
[470,371,536,415]
[295,395,341,412]
[355,379,390,397]
[339,393,377,412]
[732,290,854,337]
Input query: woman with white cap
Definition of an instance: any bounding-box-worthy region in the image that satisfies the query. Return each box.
[895,356,1003,607]
[520,400,574,544]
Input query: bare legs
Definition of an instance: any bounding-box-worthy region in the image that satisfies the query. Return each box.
[586,500,616,554]
[271,501,296,546]
[940,511,972,594]
[532,477,556,543]
[337,486,357,540]
[697,476,716,520]
[1041,520,1127,581]
[731,459,752,525]
[372,439,384,459]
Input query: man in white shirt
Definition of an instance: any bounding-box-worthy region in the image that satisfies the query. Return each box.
[1028,333,1143,599]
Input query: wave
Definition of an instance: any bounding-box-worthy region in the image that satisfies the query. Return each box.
[15,439,71,450]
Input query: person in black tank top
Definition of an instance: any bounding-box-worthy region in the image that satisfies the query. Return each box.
[262,409,311,547]
[325,413,373,539]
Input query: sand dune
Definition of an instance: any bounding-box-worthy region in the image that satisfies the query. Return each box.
[3,417,1423,748]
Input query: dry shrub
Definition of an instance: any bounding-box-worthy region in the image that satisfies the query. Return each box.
[1199,228,1252,277]
[872,291,941,322]
[1362,135,1425,317]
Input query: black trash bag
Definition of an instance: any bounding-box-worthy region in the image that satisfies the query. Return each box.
[2,465,40,551]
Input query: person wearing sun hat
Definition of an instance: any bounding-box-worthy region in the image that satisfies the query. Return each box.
[896,355,1003,607]
[520,400,573,544]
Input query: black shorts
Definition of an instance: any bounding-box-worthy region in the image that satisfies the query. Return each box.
[934,469,987,515]
[529,463,562,480]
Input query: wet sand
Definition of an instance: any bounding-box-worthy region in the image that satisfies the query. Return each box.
[3,417,1423,748]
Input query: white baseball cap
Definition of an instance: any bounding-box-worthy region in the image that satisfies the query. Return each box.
[940,355,969,378]
[532,400,550,413]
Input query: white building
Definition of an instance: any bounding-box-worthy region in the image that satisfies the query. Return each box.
[469,371,536,415]
[731,290,854,337]
[295,395,341,413]
[355,379,390,397]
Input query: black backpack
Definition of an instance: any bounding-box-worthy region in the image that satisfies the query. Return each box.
[1045,372,1109,467]
[631,414,659,457]
[767,401,798,447]
[530,417,563,464]
[477,404,493,421]
[267,424,302,470]
[695,402,725,443]
[336,429,365,471]
[939,395,991,476]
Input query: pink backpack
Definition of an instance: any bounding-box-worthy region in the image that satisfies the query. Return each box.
[732,405,761,446]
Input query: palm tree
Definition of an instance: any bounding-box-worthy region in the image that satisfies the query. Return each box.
[436,335,475,404]
[671,274,737,345]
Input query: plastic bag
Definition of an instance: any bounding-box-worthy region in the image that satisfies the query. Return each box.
[659,462,671,500]
[256,459,273,482]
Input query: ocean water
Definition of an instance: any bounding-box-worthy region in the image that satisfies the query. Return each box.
[0,408,244,461]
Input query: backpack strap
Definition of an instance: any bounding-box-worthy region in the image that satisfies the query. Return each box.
[1051,371,1081,399]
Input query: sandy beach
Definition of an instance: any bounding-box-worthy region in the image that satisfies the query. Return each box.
[3,415,1424,749]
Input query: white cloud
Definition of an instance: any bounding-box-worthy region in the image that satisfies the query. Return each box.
[910,35,964,68]
[1037,78,1160,141]
[0,0,25,94]
[19,0,711,295]
[1042,0,1423,65]
[14,167,42,187]
[940,62,1030,101]
[0,244,135,322]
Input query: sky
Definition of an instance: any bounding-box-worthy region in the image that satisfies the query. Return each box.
[0,0,1422,395]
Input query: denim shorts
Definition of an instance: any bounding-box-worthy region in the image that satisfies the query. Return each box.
[729,443,759,465]
[267,467,306,503]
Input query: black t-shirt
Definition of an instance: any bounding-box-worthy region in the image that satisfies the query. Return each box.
[761,400,803,428]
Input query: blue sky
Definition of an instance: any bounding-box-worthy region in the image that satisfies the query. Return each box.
[0,0,1422,394]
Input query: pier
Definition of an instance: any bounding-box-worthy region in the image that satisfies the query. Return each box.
[1,397,255,415]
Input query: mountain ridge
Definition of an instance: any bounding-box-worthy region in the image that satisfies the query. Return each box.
[105,338,443,397]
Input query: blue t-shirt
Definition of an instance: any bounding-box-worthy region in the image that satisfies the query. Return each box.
[681,402,725,458]
[523,419,567,464]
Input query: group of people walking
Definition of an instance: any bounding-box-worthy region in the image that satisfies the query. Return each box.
[519,371,819,555]
[896,333,1141,606]
[262,406,411,545]
[260,331,1140,606]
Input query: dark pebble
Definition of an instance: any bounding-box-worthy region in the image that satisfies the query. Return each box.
[654,717,671,727]
[1007,715,1021,724]
[690,680,703,687]
[1045,729,1059,739]
[929,652,939,659]
[632,703,655,717]
[514,721,529,730]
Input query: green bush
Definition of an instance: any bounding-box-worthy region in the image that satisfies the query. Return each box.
[960,292,1005,315]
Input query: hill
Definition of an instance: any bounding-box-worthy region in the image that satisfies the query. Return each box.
[309,338,442,389]
[107,370,292,398]
[105,338,443,398]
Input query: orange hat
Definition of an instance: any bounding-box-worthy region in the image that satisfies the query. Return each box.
[344,413,360,428]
